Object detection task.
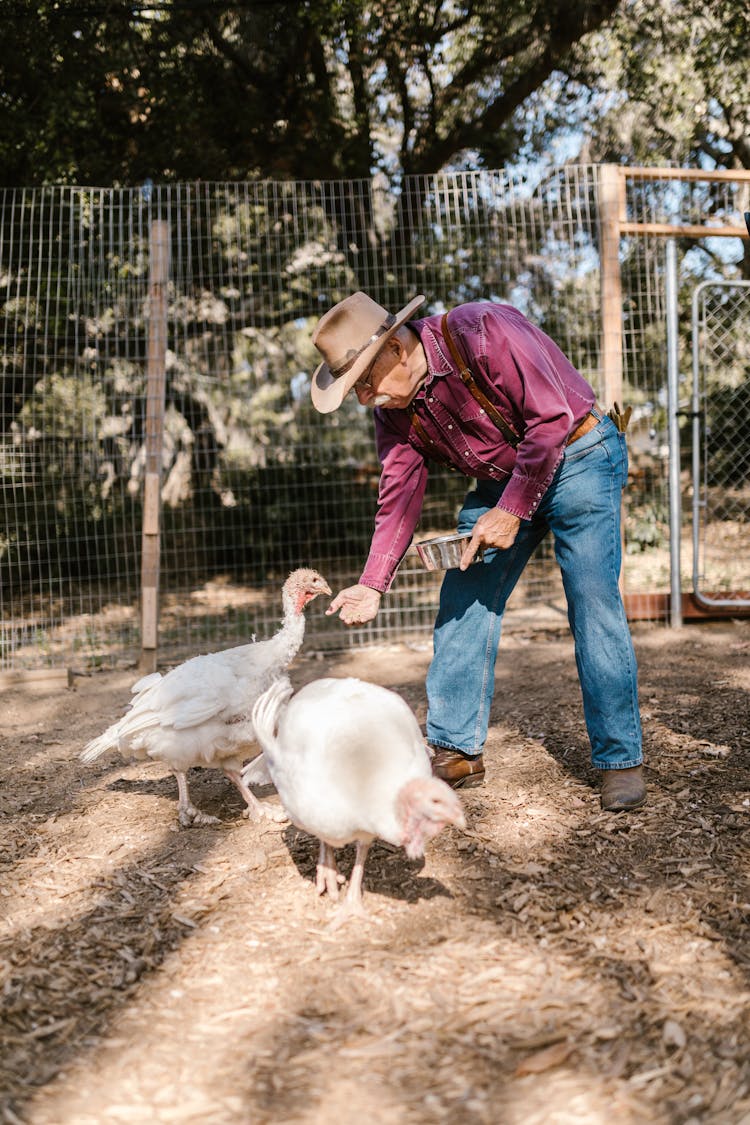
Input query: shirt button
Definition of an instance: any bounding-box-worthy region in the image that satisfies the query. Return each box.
[448,424,453,430]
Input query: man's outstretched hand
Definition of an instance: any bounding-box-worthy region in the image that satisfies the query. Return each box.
[326,584,382,626]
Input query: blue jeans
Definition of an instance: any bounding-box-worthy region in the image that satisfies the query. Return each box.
[425,416,642,770]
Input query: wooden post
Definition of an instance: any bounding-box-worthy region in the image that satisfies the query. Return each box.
[140,219,170,672]
[597,166,627,596]
[597,164,625,408]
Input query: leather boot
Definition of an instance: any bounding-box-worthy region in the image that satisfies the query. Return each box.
[600,765,646,812]
[431,747,485,789]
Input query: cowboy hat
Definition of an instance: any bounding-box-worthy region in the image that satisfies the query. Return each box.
[310,291,426,413]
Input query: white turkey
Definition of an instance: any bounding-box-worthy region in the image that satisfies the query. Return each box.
[80,568,331,826]
[248,675,466,924]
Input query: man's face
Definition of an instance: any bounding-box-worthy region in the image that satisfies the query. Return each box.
[353,336,421,410]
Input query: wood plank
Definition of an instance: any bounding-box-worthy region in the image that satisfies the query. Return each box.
[625,592,750,621]
[625,167,750,183]
[0,668,73,688]
[620,221,748,238]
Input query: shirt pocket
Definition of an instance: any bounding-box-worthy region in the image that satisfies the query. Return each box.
[456,399,498,443]
[457,398,486,424]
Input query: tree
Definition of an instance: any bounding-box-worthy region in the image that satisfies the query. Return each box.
[579,0,749,169]
[571,0,750,274]
[1,0,622,187]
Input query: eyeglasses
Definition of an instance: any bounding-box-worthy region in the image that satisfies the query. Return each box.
[355,363,376,391]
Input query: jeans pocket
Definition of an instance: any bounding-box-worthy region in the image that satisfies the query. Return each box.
[564,430,606,463]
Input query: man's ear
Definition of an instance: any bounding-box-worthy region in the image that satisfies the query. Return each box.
[389,333,408,362]
[386,334,403,359]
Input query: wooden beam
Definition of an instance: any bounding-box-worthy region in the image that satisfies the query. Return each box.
[0,668,73,689]
[625,167,750,183]
[620,221,748,238]
[625,592,750,621]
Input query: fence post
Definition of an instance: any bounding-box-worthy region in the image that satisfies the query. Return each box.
[597,165,625,409]
[665,238,683,627]
[139,219,170,671]
[597,164,627,598]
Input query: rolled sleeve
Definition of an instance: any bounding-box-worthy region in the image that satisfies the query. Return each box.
[359,411,428,592]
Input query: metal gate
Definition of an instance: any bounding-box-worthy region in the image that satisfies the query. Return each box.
[691,280,750,607]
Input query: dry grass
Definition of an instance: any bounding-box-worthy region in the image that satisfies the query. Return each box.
[2,619,750,1124]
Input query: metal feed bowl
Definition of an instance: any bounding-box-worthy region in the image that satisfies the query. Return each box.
[414,533,484,571]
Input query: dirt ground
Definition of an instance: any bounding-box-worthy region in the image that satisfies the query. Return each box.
[2,613,750,1125]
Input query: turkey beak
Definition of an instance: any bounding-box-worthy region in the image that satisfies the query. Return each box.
[450,804,467,830]
[429,792,466,832]
[442,793,466,830]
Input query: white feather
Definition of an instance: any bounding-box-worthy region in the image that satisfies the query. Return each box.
[80,570,330,822]
[250,677,436,846]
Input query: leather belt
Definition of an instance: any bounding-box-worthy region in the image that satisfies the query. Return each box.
[566,406,602,446]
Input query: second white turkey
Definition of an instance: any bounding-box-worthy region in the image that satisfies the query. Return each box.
[248,675,466,923]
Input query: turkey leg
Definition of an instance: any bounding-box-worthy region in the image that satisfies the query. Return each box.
[224,768,287,823]
[344,840,370,911]
[315,840,343,900]
[328,840,371,929]
[175,770,220,827]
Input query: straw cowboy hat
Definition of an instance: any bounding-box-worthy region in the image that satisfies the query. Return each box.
[311,291,426,413]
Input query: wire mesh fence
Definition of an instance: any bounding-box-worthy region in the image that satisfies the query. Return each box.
[1,167,748,671]
[618,170,750,604]
[691,280,750,604]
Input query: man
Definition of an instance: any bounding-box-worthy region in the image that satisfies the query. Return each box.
[310,291,645,812]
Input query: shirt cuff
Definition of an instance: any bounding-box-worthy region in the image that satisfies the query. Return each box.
[360,551,400,593]
[499,465,560,521]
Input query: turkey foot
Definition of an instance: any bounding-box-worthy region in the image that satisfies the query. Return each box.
[327,893,370,931]
[253,803,288,824]
[175,771,220,827]
[178,805,221,828]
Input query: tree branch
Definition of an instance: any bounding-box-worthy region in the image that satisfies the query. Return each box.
[407,0,620,174]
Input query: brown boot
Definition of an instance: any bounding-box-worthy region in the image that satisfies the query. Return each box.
[431,747,485,790]
[600,765,646,812]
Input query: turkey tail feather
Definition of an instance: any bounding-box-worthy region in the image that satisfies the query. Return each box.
[251,676,293,757]
[80,726,119,763]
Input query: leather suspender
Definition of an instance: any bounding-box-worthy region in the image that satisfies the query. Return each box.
[440,312,521,447]
[408,406,433,449]
[408,311,521,452]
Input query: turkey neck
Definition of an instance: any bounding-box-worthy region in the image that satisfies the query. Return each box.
[275,595,307,665]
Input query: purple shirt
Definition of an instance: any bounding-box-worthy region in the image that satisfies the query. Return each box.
[360,301,596,592]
